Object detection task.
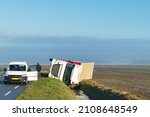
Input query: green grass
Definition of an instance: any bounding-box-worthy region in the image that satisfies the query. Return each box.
[0,71,4,75]
[17,78,76,100]
[77,80,141,100]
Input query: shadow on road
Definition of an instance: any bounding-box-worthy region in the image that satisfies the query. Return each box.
[0,80,4,84]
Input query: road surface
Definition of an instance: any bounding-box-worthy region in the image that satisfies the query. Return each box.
[0,75,30,100]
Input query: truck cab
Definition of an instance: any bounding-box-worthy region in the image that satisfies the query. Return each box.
[4,61,38,84]
[49,58,82,85]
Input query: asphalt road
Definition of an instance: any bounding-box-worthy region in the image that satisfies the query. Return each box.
[0,75,30,100]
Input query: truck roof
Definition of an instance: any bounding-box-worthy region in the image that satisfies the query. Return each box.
[9,61,27,65]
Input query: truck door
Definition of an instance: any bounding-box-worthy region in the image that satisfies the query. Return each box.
[27,65,38,81]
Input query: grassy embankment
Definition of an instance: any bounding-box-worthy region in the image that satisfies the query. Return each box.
[76,80,141,100]
[17,78,76,100]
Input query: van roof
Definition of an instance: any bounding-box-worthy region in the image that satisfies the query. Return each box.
[9,61,27,65]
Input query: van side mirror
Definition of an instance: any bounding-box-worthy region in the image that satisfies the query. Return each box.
[28,68,31,71]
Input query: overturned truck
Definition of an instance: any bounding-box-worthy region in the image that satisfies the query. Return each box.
[48,58,94,85]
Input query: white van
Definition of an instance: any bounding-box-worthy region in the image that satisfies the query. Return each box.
[48,58,82,85]
[4,61,38,84]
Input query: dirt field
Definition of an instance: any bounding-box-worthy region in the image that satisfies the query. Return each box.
[93,65,150,99]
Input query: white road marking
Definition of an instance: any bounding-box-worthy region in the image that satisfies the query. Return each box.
[4,91,12,96]
[14,85,19,89]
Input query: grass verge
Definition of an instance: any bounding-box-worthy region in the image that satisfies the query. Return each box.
[0,71,4,75]
[76,80,141,100]
[17,78,76,100]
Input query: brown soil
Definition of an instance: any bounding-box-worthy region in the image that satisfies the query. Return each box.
[93,66,150,99]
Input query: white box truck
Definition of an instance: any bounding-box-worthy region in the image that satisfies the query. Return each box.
[48,58,82,85]
[4,61,38,84]
[48,58,95,85]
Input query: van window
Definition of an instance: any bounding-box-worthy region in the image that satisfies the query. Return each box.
[28,65,37,71]
[51,64,61,77]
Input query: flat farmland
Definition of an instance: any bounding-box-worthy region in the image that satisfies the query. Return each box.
[93,65,150,99]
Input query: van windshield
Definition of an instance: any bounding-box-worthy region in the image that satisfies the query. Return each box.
[51,64,61,77]
[8,64,26,71]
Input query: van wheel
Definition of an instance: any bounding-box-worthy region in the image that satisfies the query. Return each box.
[4,81,8,84]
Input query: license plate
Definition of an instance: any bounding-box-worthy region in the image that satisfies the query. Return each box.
[12,78,20,80]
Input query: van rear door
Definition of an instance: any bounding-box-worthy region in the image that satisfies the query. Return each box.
[27,65,38,81]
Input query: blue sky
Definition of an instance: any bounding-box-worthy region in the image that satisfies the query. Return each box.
[0,0,150,64]
[0,0,150,39]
